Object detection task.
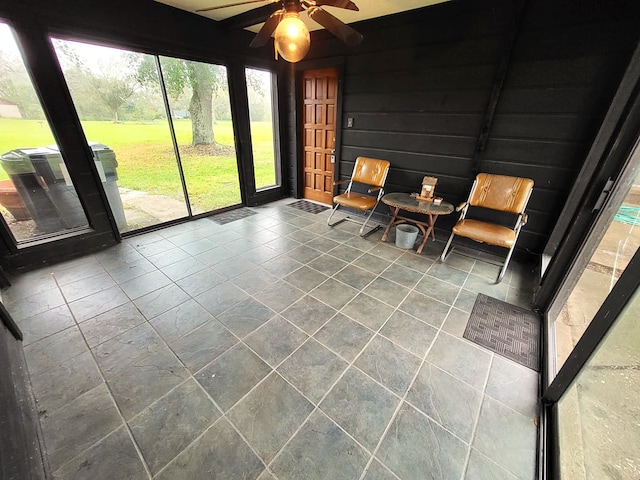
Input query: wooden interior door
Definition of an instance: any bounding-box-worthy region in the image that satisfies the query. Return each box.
[302,68,337,204]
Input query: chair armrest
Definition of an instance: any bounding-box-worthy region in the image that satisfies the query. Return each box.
[333,179,349,186]
[368,186,382,193]
[456,202,468,212]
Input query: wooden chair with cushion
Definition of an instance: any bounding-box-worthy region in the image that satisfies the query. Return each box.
[440,173,534,283]
[327,156,391,237]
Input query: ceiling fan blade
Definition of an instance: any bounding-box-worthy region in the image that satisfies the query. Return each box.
[313,0,358,11]
[221,1,283,29]
[196,0,269,13]
[249,10,284,47]
[307,6,363,46]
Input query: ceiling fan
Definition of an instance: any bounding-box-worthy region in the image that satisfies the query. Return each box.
[196,0,363,62]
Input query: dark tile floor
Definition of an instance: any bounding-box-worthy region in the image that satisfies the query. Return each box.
[3,200,539,480]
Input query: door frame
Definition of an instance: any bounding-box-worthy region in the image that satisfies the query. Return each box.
[232,63,286,207]
[292,57,346,200]
[535,40,640,478]
[300,66,339,205]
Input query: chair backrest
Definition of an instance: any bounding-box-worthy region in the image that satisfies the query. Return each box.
[351,157,390,188]
[469,173,534,214]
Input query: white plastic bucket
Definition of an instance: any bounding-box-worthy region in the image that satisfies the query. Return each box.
[395,224,419,249]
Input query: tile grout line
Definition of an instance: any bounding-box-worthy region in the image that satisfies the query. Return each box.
[56,239,278,478]
[145,270,351,476]
[46,269,155,480]
[25,221,425,479]
[358,259,474,479]
[133,305,275,477]
[97,277,283,477]
[459,353,495,480]
[344,252,440,479]
[242,235,432,475]
[150,213,359,477]
[63,215,346,477]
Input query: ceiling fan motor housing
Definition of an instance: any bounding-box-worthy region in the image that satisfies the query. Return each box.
[283,0,302,13]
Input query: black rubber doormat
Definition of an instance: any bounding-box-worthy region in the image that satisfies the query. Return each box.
[288,200,329,214]
[209,208,257,225]
[464,293,541,371]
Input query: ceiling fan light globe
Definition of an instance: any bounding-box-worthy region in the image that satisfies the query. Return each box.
[274,13,310,63]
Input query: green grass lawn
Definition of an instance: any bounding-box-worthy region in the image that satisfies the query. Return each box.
[0,118,277,213]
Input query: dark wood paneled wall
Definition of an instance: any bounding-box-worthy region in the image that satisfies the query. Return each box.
[289,0,640,261]
[325,0,515,202]
[482,0,640,255]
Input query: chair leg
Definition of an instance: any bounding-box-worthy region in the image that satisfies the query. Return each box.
[440,232,456,262]
[496,244,516,284]
[327,204,347,228]
[358,208,380,237]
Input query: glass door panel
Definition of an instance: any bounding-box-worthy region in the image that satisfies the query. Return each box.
[52,39,188,232]
[159,57,240,213]
[0,23,89,243]
[552,176,640,371]
[246,68,279,190]
[557,279,640,479]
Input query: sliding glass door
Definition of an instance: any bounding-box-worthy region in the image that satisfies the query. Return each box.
[557,280,639,479]
[545,247,640,479]
[52,39,188,232]
[51,38,242,233]
[159,57,241,214]
[551,172,640,372]
[542,104,640,478]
